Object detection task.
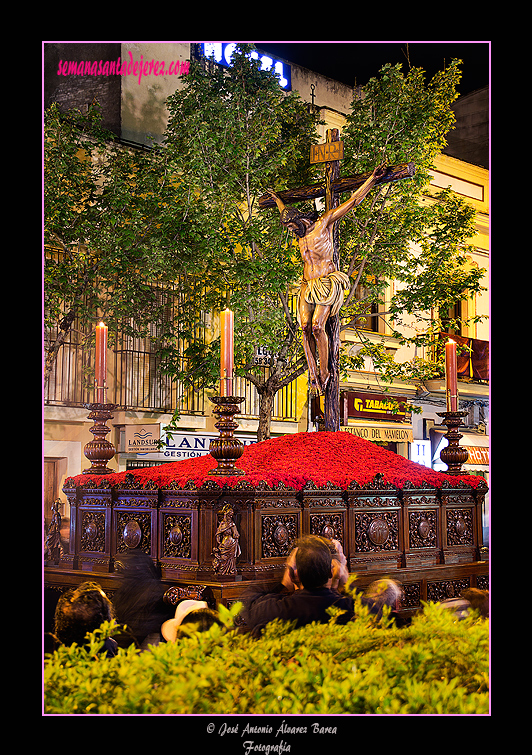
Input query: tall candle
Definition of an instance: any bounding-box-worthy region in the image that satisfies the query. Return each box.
[95,321,108,403]
[445,338,458,411]
[220,309,234,397]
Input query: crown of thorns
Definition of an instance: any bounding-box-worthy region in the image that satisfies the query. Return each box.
[280,207,317,224]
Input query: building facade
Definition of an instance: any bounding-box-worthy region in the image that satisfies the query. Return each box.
[43,42,489,541]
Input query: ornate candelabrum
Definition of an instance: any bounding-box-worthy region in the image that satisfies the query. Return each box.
[208,396,246,476]
[436,410,469,475]
[82,394,117,475]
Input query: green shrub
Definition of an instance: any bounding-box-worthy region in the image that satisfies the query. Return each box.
[44,598,489,715]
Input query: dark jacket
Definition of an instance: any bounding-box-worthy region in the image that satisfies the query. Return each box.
[242,584,354,637]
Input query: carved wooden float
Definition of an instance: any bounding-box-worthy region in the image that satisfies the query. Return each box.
[46,432,488,615]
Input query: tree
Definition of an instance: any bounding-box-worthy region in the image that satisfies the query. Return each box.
[161,52,486,441]
[43,102,199,395]
[45,53,486,445]
[161,45,320,441]
[336,60,485,382]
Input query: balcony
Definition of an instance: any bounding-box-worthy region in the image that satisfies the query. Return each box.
[438,332,489,382]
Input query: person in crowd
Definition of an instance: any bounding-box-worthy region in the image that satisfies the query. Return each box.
[439,587,489,620]
[241,535,355,637]
[360,578,404,622]
[112,551,174,650]
[51,581,118,657]
[330,538,349,591]
[280,536,349,593]
[161,600,223,642]
[462,587,489,618]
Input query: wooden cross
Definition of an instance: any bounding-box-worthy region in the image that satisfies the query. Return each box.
[259,128,415,431]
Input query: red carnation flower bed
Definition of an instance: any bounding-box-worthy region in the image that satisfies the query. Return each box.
[66,431,485,491]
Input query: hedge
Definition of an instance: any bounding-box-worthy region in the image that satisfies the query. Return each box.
[43,597,489,715]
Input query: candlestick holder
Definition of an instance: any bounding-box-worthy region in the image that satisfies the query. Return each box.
[208,396,246,476]
[83,402,117,475]
[436,410,469,475]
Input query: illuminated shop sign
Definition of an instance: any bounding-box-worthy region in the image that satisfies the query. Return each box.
[410,440,432,468]
[162,431,256,459]
[123,430,257,460]
[342,391,409,423]
[200,43,291,90]
[124,425,161,455]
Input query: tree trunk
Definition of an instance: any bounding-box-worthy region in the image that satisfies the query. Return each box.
[44,264,92,390]
[324,312,340,431]
[257,386,275,442]
[43,309,77,390]
[245,357,307,443]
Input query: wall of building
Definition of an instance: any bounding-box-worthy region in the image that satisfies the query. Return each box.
[44,43,122,135]
[120,42,191,145]
[443,87,489,169]
[119,43,356,145]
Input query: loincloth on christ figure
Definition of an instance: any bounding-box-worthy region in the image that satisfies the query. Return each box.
[297,270,351,323]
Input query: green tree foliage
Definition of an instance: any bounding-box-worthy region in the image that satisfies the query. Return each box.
[44,102,198,389]
[337,61,486,381]
[44,598,489,715]
[161,45,321,440]
[161,53,486,436]
[44,52,487,437]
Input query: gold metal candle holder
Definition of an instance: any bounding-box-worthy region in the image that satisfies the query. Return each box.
[208,396,246,476]
[436,410,469,475]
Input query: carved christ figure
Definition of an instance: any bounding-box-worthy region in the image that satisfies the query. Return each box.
[268,162,388,394]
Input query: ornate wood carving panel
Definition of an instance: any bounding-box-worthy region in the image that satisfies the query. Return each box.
[310,513,344,544]
[408,510,437,549]
[64,472,485,580]
[261,514,298,558]
[427,577,470,602]
[401,581,422,610]
[115,511,152,555]
[354,511,399,553]
[351,494,399,509]
[162,513,192,559]
[446,508,474,546]
[255,498,297,509]
[80,510,106,553]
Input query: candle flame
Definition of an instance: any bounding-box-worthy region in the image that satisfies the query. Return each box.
[98,321,106,327]
[447,338,455,344]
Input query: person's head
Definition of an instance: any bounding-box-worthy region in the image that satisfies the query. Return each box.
[438,588,489,620]
[177,609,223,638]
[114,550,161,581]
[161,600,222,642]
[280,207,319,238]
[461,588,489,618]
[54,581,114,646]
[363,579,403,619]
[294,535,334,590]
[462,587,490,619]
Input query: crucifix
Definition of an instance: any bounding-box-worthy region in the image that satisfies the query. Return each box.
[260,128,415,432]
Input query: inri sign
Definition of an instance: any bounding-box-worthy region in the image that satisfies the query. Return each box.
[201,43,291,90]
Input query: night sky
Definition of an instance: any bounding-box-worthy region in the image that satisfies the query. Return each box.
[256,41,490,97]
